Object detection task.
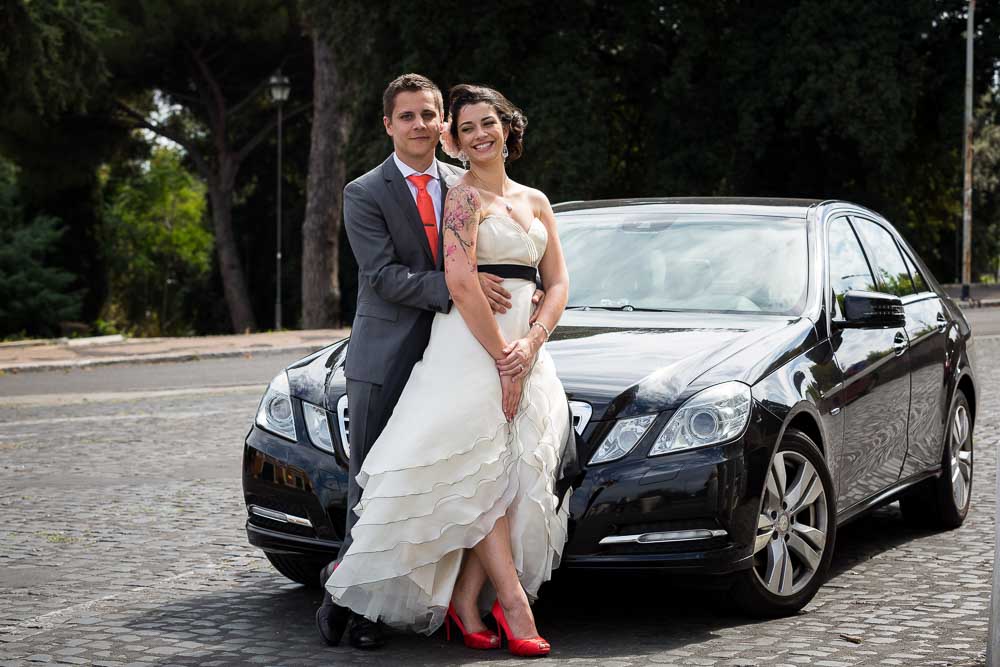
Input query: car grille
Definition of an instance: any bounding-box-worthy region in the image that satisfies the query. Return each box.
[336,396,593,445]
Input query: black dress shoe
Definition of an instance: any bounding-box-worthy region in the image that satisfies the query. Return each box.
[315,562,349,646]
[348,614,385,650]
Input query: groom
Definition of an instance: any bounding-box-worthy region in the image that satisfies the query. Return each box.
[315,73,532,650]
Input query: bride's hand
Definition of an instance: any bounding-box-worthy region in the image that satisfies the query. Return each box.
[497,335,541,379]
[500,373,523,422]
[439,119,461,159]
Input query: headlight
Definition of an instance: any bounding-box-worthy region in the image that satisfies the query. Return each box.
[303,401,334,454]
[588,414,657,465]
[648,381,751,457]
[255,372,297,441]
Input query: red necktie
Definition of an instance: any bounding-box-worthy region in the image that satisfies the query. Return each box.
[406,174,439,264]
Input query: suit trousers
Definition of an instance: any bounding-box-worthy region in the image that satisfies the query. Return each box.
[337,371,410,561]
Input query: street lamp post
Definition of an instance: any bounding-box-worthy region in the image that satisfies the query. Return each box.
[960,0,975,301]
[268,70,291,330]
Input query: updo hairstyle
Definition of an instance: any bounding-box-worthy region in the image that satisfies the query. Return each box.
[447,84,527,162]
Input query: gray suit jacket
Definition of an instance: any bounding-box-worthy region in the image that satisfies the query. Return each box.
[343,154,463,385]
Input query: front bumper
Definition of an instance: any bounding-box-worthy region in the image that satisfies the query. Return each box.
[243,396,779,575]
[561,401,778,574]
[242,421,348,558]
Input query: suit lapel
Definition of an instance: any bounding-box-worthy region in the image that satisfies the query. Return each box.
[381,155,434,265]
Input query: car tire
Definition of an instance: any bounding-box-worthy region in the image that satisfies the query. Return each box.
[731,428,837,618]
[899,390,973,530]
[265,552,328,588]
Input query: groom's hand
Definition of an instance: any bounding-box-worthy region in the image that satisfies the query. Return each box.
[528,289,545,324]
[479,273,512,314]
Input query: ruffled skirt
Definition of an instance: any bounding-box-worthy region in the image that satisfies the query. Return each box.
[326,279,570,635]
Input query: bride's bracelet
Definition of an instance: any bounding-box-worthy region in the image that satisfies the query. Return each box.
[531,321,551,341]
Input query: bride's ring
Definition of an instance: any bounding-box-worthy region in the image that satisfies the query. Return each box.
[516,364,524,375]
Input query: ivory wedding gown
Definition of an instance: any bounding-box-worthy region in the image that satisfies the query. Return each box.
[326,213,570,635]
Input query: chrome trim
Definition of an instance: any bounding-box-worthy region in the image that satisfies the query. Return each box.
[249,504,313,528]
[599,528,728,545]
[336,394,350,458]
[569,400,593,436]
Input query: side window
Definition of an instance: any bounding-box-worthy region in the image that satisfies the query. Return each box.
[899,246,930,294]
[828,217,878,318]
[852,217,915,297]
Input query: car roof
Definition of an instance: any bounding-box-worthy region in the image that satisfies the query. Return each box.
[552,197,828,219]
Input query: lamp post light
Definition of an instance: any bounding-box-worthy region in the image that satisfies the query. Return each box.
[268,70,291,330]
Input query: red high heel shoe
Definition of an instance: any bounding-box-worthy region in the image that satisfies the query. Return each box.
[490,600,551,657]
[444,604,500,649]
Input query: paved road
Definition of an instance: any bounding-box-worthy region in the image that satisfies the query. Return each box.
[0,351,309,398]
[966,307,1000,337]
[0,340,996,665]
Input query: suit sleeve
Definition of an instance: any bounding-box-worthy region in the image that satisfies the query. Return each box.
[343,180,452,313]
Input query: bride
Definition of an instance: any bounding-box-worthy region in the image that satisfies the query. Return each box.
[326,83,572,657]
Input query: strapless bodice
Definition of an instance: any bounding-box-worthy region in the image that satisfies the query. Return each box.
[477,214,547,268]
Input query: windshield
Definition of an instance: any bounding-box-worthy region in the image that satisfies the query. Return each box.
[558,212,809,315]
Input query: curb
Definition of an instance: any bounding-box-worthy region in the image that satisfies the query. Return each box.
[0,344,327,375]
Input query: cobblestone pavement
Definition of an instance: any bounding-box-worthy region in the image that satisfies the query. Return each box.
[0,341,997,666]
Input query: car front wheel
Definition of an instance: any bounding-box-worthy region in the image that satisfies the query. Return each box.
[264,552,328,588]
[731,428,837,617]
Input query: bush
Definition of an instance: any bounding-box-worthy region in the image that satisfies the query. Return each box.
[0,160,82,337]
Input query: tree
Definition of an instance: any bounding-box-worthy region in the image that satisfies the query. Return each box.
[298,3,348,328]
[973,92,1000,280]
[102,147,212,335]
[108,0,311,332]
[0,159,81,337]
[0,0,124,323]
[0,0,115,115]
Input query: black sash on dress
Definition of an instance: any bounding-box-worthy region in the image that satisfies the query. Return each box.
[478,264,538,282]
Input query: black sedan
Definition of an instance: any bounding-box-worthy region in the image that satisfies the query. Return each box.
[243,198,977,616]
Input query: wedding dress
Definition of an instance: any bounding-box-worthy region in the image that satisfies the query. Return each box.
[326,213,570,635]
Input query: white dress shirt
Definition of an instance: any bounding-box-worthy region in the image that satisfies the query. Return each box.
[393,153,443,230]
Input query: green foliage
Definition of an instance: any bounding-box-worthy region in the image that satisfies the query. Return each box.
[3,0,1000,337]
[0,0,117,114]
[0,158,82,336]
[102,147,212,335]
[973,91,1000,280]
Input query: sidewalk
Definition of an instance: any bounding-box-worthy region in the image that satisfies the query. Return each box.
[0,329,350,373]
[0,292,993,374]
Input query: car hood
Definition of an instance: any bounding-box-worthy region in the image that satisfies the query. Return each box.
[287,312,818,423]
[287,339,348,410]
[548,310,817,419]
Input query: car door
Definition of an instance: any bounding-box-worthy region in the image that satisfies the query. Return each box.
[852,217,948,477]
[827,216,911,511]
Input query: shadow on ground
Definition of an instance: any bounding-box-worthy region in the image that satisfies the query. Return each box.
[118,500,952,665]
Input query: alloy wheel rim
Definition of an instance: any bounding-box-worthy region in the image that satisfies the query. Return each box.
[950,404,973,511]
[752,449,829,597]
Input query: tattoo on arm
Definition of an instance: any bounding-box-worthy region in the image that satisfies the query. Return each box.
[443,186,480,274]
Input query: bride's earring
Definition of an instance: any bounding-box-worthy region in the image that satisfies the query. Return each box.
[501,144,509,162]
[458,150,469,170]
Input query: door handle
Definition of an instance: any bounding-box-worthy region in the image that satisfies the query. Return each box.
[893,332,908,356]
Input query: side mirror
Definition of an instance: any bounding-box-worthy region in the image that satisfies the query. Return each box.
[837,290,905,329]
